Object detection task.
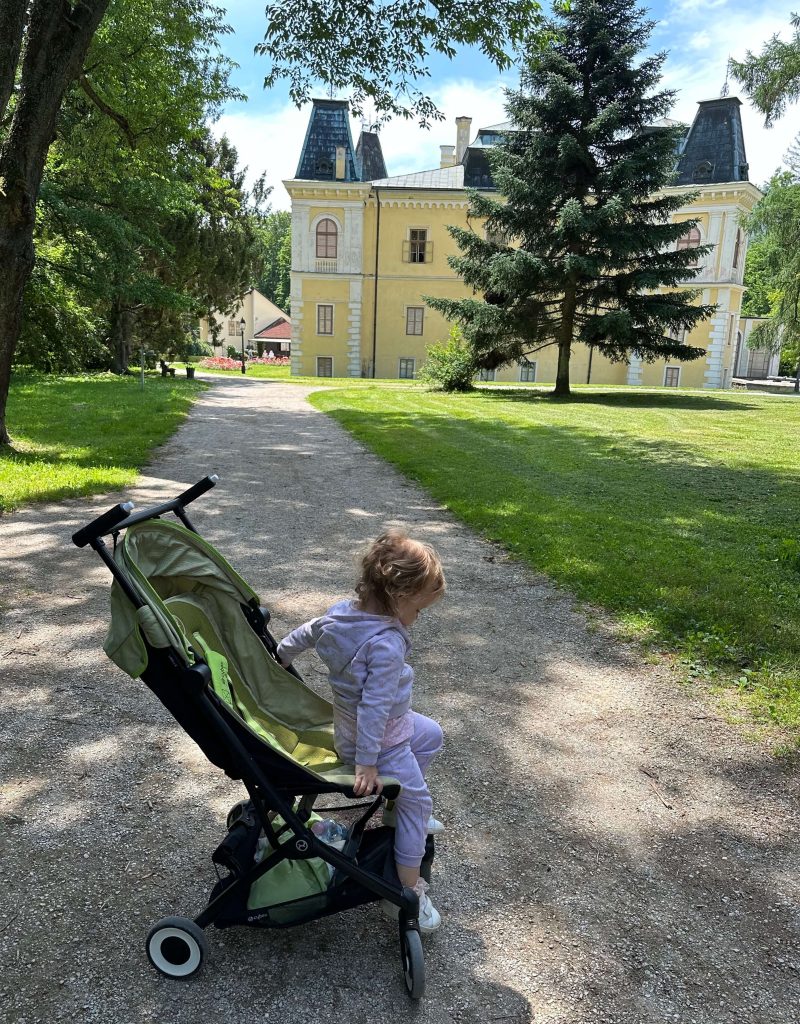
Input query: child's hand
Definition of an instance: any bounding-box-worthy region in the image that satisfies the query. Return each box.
[353,764,383,797]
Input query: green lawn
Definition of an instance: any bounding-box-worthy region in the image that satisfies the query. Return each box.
[310,385,800,735]
[0,372,206,512]
[199,364,415,387]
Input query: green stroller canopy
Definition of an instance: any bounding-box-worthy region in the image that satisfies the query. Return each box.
[104,520,342,774]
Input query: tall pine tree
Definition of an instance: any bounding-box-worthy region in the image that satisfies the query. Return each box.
[427,0,716,396]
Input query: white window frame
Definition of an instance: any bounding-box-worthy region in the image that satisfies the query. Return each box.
[316,356,334,378]
[664,365,681,387]
[405,226,431,264]
[398,357,416,379]
[519,359,537,382]
[316,303,334,336]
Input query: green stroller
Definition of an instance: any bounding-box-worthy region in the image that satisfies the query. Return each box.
[72,475,434,998]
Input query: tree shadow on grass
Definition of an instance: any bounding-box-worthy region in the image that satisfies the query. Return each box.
[314,403,800,680]
[474,386,756,411]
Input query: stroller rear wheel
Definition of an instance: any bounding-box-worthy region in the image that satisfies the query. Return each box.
[146,916,207,979]
[400,927,425,999]
[225,800,252,830]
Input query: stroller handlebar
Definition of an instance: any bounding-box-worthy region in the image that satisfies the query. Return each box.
[72,501,135,548]
[71,475,219,548]
[175,474,219,507]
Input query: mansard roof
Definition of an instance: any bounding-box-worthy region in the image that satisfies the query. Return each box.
[295,99,359,182]
[302,97,750,192]
[371,165,464,188]
[674,97,749,186]
[356,130,388,181]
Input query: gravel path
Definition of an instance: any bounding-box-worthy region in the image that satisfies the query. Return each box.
[1,376,799,1024]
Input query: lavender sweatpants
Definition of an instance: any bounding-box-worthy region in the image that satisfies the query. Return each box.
[336,711,444,868]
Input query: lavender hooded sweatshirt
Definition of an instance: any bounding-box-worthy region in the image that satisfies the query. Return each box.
[276,600,413,766]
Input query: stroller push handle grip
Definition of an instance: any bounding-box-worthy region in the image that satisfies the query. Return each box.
[71,501,135,547]
[176,474,218,508]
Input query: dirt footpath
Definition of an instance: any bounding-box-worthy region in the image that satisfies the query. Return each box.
[1,376,798,1024]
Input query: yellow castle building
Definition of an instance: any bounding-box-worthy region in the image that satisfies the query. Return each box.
[284,96,763,388]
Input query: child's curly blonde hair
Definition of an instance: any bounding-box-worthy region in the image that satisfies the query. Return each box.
[355,530,445,617]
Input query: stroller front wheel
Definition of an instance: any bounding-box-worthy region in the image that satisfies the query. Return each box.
[400,927,425,999]
[146,916,207,979]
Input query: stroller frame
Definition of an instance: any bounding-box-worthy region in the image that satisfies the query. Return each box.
[72,475,432,998]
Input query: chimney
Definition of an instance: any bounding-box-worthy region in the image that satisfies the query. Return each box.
[440,144,456,168]
[335,146,346,180]
[455,116,472,163]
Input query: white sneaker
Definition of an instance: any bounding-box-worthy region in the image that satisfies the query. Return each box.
[381,879,441,933]
[381,803,445,834]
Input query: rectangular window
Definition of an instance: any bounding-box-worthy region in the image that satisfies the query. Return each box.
[228,319,238,336]
[317,357,333,378]
[405,307,424,335]
[317,304,333,335]
[398,358,416,379]
[478,368,496,382]
[519,359,536,382]
[280,341,290,352]
[664,366,681,387]
[403,229,431,264]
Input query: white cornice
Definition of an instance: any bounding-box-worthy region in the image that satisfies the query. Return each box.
[284,179,372,201]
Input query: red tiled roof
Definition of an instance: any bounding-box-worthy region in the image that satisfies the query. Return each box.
[254,317,291,340]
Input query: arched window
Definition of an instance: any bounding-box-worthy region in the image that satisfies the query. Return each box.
[732,228,743,269]
[316,218,338,259]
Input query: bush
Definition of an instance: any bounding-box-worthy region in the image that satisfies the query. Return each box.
[418,327,476,392]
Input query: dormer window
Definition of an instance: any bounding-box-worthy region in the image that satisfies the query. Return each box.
[316,218,338,259]
[692,160,714,183]
[314,158,333,178]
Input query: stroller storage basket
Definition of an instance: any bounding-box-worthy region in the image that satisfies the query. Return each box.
[72,477,432,999]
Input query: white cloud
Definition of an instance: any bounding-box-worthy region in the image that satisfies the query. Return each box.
[687,30,711,51]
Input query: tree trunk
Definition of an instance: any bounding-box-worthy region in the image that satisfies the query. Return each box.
[554,280,578,397]
[0,0,111,445]
[109,297,135,374]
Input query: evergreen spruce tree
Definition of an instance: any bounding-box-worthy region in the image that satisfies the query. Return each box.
[427,0,716,396]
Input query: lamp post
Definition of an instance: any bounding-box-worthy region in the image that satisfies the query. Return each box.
[239,316,246,375]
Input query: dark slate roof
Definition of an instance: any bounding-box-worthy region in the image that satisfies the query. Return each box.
[356,130,388,181]
[674,97,749,186]
[295,99,359,181]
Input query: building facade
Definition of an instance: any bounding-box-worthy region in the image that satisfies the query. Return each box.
[284,97,763,388]
[199,288,290,358]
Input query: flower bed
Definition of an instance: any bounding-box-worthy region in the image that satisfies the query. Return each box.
[199,356,290,370]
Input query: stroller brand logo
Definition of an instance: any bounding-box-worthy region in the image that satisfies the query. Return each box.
[247,911,270,922]
[295,839,309,853]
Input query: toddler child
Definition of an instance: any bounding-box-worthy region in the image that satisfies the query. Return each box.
[276,530,446,931]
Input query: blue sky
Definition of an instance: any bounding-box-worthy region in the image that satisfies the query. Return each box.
[216,1,800,209]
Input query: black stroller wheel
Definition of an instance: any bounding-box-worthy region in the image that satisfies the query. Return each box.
[226,800,251,830]
[400,927,425,999]
[146,916,207,979]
